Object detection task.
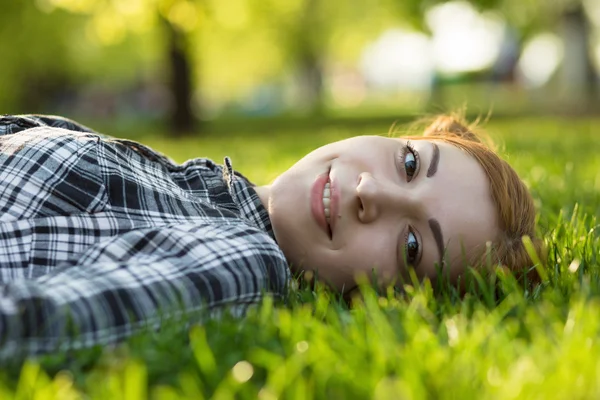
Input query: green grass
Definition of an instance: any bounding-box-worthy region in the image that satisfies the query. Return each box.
[1,116,599,399]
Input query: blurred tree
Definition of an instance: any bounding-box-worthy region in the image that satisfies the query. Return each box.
[488,0,598,112]
[247,0,383,115]
[0,2,82,113]
[8,0,399,123]
[380,0,446,110]
[293,0,325,114]
[387,0,598,112]
[557,2,597,112]
[474,0,598,112]
[160,9,196,134]
[248,0,331,115]
[45,0,200,135]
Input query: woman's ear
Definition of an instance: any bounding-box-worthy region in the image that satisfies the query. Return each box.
[423,115,482,143]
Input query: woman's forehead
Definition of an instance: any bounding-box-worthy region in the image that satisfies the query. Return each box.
[420,139,499,277]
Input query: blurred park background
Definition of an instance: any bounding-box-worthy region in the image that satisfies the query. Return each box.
[2,0,600,137]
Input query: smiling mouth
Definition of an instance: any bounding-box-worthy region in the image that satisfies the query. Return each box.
[311,169,334,240]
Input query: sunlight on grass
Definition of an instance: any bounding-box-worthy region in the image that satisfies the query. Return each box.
[0,117,599,399]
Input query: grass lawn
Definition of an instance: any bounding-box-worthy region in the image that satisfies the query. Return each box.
[0,116,599,399]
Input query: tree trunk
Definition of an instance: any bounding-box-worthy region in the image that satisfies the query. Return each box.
[559,3,598,113]
[296,0,324,115]
[165,21,196,135]
[298,51,324,115]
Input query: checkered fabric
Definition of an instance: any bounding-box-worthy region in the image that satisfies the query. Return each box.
[0,115,290,357]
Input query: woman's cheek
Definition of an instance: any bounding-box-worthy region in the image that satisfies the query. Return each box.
[348,234,394,276]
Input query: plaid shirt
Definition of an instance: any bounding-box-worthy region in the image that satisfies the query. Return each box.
[0,115,290,357]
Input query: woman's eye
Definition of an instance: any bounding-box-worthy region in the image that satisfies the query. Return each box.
[403,143,419,182]
[405,229,419,265]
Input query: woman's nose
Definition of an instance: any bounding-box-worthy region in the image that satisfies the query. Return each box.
[356,172,379,223]
[355,172,421,224]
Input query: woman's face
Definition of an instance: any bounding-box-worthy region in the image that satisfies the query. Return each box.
[260,136,498,291]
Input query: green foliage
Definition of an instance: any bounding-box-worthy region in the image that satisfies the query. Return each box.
[3,0,583,120]
[0,116,599,399]
[0,3,83,112]
[0,0,406,113]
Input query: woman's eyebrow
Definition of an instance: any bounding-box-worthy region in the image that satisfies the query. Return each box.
[429,218,445,267]
[427,143,440,177]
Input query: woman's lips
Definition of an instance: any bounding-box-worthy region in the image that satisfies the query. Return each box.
[329,175,339,234]
[310,171,331,238]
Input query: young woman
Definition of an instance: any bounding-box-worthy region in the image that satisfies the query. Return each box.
[0,114,541,357]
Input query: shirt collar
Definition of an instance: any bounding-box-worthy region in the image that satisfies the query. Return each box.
[224,157,276,242]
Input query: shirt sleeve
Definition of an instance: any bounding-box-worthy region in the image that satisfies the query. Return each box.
[0,224,290,358]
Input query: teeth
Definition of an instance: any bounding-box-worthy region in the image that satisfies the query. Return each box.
[323,182,331,223]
